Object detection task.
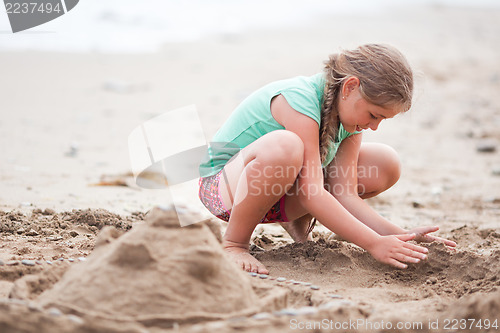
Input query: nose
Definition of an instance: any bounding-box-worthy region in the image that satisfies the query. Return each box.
[369,119,383,131]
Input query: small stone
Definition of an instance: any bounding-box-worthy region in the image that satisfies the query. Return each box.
[35,260,43,265]
[48,307,62,317]
[58,258,64,261]
[25,229,39,236]
[42,208,55,215]
[339,300,353,306]
[248,272,257,277]
[66,314,84,324]
[318,300,350,310]
[28,302,41,312]
[301,282,312,286]
[275,308,299,316]
[276,277,286,282]
[6,260,19,266]
[258,274,268,279]
[319,301,340,310]
[21,260,36,266]
[476,140,497,153]
[206,321,226,329]
[431,186,442,196]
[0,259,4,266]
[46,260,53,265]
[20,202,32,207]
[328,294,343,299]
[64,142,79,157]
[102,80,135,94]
[292,280,301,285]
[68,258,75,262]
[426,277,438,285]
[252,312,273,320]
[296,306,318,316]
[78,257,87,262]
[16,228,25,235]
[310,285,320,290]
[69,231,79,237]
[412,201,424,208]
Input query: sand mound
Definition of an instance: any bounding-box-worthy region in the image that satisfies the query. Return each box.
[33,207,267,327]
[443,289,500,322]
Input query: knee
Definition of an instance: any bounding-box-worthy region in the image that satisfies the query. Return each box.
[264,130,304,167]
[379,144,401,189]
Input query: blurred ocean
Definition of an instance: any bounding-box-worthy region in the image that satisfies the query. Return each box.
[0,0,499,53]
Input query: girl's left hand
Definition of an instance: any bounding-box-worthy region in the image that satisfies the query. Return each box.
[407,226,457,248]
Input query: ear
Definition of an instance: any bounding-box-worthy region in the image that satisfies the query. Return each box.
[341,76,360,99]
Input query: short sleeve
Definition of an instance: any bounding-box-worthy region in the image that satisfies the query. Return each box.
[279,88,321,126]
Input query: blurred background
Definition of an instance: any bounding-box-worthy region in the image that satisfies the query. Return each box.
[1,0,499,226]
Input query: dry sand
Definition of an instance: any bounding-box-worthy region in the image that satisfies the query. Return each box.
[1,4,500,333]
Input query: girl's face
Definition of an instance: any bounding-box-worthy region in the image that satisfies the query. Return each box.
[338,79,400,133]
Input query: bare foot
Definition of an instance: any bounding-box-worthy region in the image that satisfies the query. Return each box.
[279,214,315,243]
[223,240,269,274]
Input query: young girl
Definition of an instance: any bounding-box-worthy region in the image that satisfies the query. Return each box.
[199,44,456,275]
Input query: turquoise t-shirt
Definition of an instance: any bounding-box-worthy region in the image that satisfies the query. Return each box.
[199,73,359,177]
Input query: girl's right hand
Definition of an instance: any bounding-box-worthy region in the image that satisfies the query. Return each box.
[367,234,428,269]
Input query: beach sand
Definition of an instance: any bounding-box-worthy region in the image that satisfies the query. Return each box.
[1,4,500,332]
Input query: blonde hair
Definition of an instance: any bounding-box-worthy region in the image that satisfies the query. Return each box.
[319,44,414,163]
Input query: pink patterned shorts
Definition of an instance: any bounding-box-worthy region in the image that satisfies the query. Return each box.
[198,169,289,223]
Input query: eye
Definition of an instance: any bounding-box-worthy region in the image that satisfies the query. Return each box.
[370,113,377,119]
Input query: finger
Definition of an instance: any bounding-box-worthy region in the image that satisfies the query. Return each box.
[399,247,426,260]
[387,258,407,269]
[421,225,439,234]
[403,242,429,256]
[399,247,427,260]
[393,253,420,264]
[396,233,416,242]
[240,261,248,272]
[437,237,457,247]
[249,263,258,273]
[258,265,269,275]
[427,235,457,247]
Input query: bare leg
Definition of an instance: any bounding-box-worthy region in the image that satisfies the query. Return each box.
[277,180,314,243]
[356,143,401,198]
[279,214,314,243]
[219,130,304,274]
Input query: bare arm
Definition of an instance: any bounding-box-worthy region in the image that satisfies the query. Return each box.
[326,133,406,235]
[328,133,456,248]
